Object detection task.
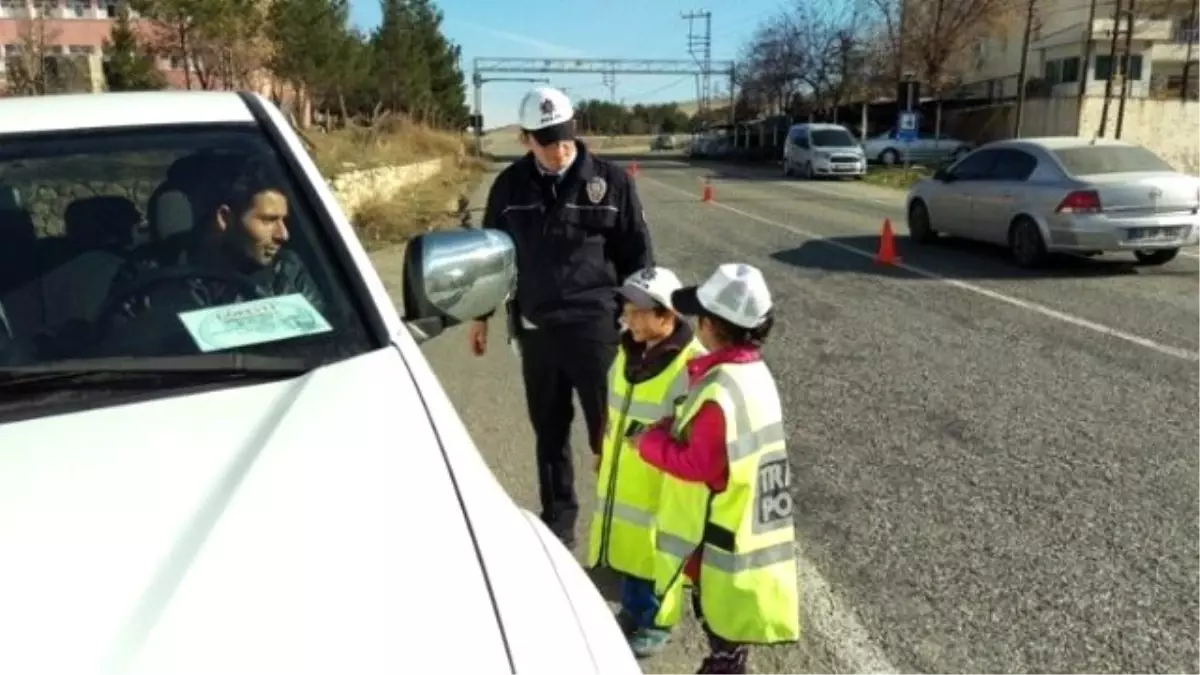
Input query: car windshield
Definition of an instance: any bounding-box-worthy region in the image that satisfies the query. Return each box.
[811,129,857,147]
[0,123,376,375]
[1052,145,1176,175]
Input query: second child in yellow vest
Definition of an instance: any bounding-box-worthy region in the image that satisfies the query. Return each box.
[634,263,799,675]
[586,266,706,659]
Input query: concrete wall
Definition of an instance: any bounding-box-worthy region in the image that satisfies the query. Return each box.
[1079,97,1200,171]
[329,158,447,217]
[943,95,1200,172]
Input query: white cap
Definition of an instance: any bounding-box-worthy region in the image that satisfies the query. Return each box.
[673,263,773,329]
[518,87,574,132]
[618,267,683,311]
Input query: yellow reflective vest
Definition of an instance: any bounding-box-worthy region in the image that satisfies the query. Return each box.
[652,359,800,645]
[586,336,706,579]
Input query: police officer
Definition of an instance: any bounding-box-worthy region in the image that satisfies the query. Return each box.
[469,87,654,548]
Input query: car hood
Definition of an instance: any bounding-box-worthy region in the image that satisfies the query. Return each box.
[0,348,509,674]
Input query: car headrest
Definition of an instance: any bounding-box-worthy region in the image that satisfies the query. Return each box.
[148,187,194,241]
[63,195,140,249]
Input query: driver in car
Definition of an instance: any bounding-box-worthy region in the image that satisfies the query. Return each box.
[110,166,326,317]
[193,172,325,312]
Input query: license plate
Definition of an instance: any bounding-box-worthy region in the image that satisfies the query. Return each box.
[1128,227,1181,241]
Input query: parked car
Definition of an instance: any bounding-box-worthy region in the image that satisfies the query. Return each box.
[905,137,1200,268]
[864,128,972,166]
[782,123,867,179]
[650,133,677,150]
[687,133,732,159]
[0,91,639,674]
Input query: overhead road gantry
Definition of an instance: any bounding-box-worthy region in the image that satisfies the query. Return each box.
[470,57,736,151]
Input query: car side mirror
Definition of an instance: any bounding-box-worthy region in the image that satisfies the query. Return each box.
[933,168,954,182]
[402,229,516,343]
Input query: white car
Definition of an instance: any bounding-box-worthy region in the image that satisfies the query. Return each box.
[863,127,972,166]
[782,123,867,179]
[905,137,1200,268]
[0,91,639,674]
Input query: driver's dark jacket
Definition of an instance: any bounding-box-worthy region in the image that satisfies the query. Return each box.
[110,245,326,315]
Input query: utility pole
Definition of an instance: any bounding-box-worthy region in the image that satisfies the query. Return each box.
[1013,0,1037,137]
[601,69,617,102]
[896,0,908,87]
[1097,0,1124,136]
[1075,0,1099,135]
[1176,0,1195,98]
[682,9,712,115]
[1114,0,1137,138]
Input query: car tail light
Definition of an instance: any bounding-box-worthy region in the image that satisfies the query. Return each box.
[1055,190,1102,214]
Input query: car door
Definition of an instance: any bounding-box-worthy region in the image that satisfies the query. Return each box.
[910,131,940,164]
[925,148,1001,236]
[964,148,1038,244]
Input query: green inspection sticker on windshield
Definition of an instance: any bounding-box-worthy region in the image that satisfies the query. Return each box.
[177,293,333,353]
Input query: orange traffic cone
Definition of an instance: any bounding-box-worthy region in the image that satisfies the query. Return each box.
[627,160,639,177]
[701,177,714,203]
[875,218,901,265]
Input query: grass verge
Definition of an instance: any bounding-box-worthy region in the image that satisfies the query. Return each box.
[307,117,468,178]
[350,155,487,251]
[862,166,930,191]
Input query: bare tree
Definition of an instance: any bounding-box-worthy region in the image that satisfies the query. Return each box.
[7,0,61,95]
[869,0,1021,95]
[736,11,808,114]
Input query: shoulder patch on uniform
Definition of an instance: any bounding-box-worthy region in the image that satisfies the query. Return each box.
[586,176,608,204]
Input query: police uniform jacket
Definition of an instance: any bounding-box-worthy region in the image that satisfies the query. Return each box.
[478,142,653,334]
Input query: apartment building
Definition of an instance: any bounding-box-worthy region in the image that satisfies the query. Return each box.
[958,0,1198,100]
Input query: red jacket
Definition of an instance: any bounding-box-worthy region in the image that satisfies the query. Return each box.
[637,344,762,582]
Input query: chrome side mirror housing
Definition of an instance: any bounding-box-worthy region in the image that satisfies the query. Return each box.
[402,229,516,343]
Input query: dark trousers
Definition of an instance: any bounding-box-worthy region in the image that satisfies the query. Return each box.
[693,587,750,673]
[620,575,661,630]
[518,323,617,543]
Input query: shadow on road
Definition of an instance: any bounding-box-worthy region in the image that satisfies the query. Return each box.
[772,234,1199,281]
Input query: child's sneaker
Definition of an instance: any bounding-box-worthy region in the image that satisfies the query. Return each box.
[629,627,670,658]
[614,610,638,638]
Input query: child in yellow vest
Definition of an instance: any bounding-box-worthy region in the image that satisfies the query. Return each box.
[586,266,706,658]
[636,263,799,674]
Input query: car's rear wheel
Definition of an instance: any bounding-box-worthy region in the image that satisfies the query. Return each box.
[1009,217,1048,268]
[782,159,793,177]
[1133,248,1179,265]
[879,148,900,165]
[907,200,937,243]
[802,161,814,179]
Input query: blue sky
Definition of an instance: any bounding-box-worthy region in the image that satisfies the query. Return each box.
[348,0,784,128]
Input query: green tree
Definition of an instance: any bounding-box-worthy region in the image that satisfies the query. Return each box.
[410,0,467,128]
[372,0,429,116]
[103,3,166,91]
[267,0,352,115]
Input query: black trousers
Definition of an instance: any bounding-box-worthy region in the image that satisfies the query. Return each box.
[517,322,617,543]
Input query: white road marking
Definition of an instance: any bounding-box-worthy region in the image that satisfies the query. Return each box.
[642,175,1200,363]
[641,184,901,675]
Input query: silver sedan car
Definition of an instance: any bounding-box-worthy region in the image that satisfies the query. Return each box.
[905,137,1200,268]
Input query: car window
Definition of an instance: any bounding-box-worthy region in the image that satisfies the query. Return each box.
[810,129,857,147]
[788,128,807,144]
[949,148,999,180]
[0,125,375,367]
[990,149,1038,181]
[1051,145,1175,175]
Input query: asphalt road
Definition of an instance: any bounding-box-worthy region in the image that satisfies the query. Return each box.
[395,147,1200,674]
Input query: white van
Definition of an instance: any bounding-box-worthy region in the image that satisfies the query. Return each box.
[782,123,867,179]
